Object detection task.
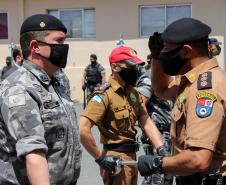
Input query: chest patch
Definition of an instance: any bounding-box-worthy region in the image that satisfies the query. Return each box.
[43,101,60,109]
[196,91,217,118]
[130,93,137,103]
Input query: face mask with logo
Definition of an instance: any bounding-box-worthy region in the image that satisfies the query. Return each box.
[118,67,139,86]
[37,40,69,68]
[159,46,188,76]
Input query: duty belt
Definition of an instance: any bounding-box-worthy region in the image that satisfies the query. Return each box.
[103,142,139,153]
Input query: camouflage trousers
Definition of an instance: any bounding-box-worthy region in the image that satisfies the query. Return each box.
[142,132,173,185]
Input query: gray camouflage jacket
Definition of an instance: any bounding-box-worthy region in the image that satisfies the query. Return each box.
[0,60,81,185]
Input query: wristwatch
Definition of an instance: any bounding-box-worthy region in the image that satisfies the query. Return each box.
[153,156,164,174]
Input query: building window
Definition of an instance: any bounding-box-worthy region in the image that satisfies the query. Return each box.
[48,9,96,39]
[140,4,191,37]
[0,12,8,39]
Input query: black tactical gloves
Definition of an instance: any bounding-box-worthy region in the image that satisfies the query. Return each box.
[138,155,164,176]
[95,155,117,174]
[148,32,164,59]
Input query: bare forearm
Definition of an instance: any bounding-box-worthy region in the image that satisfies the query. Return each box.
[101,73,106,84]
[141,115,163,149]
[25,151,50,185]
[80,130,101,159]
[163,149,212,176]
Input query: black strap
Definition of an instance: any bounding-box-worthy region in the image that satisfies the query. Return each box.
[103,142,139,153]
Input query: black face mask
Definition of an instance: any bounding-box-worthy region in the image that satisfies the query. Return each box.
[91,60,97,66]
[37,40,69,68]
[159,46,188,76]
[118,67,139,86]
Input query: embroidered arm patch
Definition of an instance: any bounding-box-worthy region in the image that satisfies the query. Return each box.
[196,90,217,118]
[8,93,26,108]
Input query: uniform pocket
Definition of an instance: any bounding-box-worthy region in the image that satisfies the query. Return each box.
[114,109,130,131]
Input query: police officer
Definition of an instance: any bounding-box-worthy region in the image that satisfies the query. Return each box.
[0,14,81,185]
[82,54,106,99]
[136,62,173,185]
[13,48,23,67]
[80,46,164,185]
[0,56,18,80]
[138,18,226,185]
[208,38,222,58]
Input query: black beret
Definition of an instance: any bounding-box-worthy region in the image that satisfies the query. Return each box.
[20,14,67,35]
[162,18,211,44]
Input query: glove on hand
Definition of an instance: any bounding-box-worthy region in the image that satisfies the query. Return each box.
[148,32,164,59]
[95,155,117,174]
[138,155,163,176]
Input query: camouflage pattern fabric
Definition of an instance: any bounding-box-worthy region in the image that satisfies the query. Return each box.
[53,68,71,100]
[0,60,81,185]
[137,67,173,185]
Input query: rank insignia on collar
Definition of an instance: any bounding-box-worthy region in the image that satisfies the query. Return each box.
[130,93,137,103]
[196,91,217,118]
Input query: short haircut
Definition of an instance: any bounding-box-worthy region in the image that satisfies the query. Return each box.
[185,37,209,57]
[90,54,97,60]
[19,30,49,59]
[12,48,22,61]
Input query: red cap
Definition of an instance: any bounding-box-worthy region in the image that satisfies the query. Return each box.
[109,46,144,64]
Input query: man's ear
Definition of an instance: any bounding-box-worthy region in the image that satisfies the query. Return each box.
[111,63,121,72]
[183,44,192,59]
[30,40,41,54]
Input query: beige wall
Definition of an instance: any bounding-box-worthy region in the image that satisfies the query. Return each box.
[0,0,225,102]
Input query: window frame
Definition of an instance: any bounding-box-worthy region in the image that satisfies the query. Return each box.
[139,3,192,38]
[48,8,96,40]
[0,11,9,40]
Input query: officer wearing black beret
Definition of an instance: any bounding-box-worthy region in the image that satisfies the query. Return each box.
[0,14,81,185]
[138,18,226,185]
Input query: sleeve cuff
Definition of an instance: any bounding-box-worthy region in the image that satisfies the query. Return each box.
[185,139,215,152]
[16,135,48,158]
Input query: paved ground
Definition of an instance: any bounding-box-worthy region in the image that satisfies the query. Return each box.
[75,102,175,185]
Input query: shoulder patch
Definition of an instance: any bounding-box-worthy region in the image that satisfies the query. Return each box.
[8,93,26,108]
[197,72,212,90]
[195,90,217,118]
[91,94,104,103]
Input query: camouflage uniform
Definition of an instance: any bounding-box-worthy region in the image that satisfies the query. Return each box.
[53,68,71,100]
[136,68,173,185]
[0,60,81,185]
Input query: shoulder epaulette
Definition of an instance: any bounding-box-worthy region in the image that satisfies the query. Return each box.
[197,71,212,90]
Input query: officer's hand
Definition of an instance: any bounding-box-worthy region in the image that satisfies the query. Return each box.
[95,155,117,174]
[138,155,155,176]
[138,155,164,176]
[148,32,164,59]
[82,84,86,91]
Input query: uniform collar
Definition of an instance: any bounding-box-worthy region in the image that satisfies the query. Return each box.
[23,60,51,86]
[182,58,219,84]
[108,75,124,92]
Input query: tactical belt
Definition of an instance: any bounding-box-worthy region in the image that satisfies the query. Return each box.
[103,142,139,153]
